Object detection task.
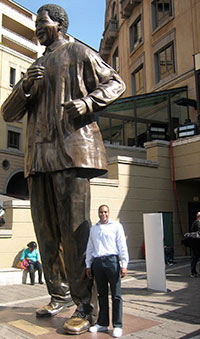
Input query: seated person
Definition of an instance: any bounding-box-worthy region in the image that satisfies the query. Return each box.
[20,241,43,285]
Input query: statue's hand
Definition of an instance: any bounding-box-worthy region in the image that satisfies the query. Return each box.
[23,65,45,94]
[61,99,87,118]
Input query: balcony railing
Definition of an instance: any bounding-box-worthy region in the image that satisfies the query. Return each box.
[99,39,110,62]
[120,0,142,18]
[102,19,119,50]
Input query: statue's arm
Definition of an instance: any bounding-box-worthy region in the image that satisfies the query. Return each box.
[82,51,126,113]
[1,64,44,122]
[62,48,126,118]
[1,80,28,122]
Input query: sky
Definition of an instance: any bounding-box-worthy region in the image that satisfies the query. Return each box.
[14,0,106,50]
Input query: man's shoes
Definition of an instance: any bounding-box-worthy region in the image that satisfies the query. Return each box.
[36,297,74,317]
[89,324,108,332]
[113,327,123,338]
[39,281,44,284]
[63,311,91,335]
[190,273,198,277]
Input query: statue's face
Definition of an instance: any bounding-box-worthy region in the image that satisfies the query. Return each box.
[35,10,60,46]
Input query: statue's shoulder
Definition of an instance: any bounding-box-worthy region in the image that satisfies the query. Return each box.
[64,41,96,57]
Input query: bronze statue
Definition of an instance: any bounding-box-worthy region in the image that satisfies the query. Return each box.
[1,4,125,335]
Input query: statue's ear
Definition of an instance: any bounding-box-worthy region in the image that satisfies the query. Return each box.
[58,20,63,32]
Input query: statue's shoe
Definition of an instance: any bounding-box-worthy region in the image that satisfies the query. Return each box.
[36,297,74,317]
[63,311,90,335]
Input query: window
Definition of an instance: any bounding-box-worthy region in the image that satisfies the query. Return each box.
[130,16,142,53]
[7,130,20,149]
[156,43,175,82]
[111,1,117,20]
[112,47,119,71]
[132,65,144,95]
[152,0,172,30]
[9,67,16,87]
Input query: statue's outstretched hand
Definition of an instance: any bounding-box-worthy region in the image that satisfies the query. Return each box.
[62,99,87,118]
[23,65,45,94]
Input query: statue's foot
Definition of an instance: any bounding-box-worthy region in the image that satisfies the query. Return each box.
[63,311,90,335]
[36,297,74,317]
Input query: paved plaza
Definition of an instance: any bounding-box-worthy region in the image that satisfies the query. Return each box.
[0,257,200,338]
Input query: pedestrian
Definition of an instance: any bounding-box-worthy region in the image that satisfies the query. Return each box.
[190,212,200,277]
[20,241,43,285]
[86,205,129,338]
[1,4,125,335]
[0,203,5,226]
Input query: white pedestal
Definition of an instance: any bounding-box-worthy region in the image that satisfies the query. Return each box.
[143,213,167,292]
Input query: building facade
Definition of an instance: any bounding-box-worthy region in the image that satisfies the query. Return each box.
[100,1,200,104]
[97,0,200,259]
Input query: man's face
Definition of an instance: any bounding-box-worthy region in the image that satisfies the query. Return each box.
[98,206,110,224]
[35,10,60,46]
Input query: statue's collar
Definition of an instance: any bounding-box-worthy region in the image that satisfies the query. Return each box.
[43,38,67,55]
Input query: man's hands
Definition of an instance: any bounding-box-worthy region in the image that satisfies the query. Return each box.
[61,99,87,118]
[23,64,45,94]
[86,268,93,279]
[121,267,127,278]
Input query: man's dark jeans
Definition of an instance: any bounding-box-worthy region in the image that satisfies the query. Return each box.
[93,255,122,328]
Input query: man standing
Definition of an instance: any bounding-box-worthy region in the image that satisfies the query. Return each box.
[190,212,200,277]
[86,205,129,338]
[1,4,125,335]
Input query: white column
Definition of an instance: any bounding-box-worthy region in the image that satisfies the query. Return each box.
[143,213,167,292]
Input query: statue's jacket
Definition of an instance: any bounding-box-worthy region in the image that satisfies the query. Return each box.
[1,39,125,179]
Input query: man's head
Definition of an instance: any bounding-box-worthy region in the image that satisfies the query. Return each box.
[98,205,110,224]
[37,4,69,34]
[197,212,200,219]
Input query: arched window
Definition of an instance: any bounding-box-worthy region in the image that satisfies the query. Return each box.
[111,1,117,20]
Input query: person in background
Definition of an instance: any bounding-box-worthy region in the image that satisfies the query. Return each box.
[86,205,129,338]
[190,212,200,277]
[20,241,43,285]
[0,203,5,226]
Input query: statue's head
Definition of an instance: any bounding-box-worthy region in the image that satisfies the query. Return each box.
[37,4,69,35]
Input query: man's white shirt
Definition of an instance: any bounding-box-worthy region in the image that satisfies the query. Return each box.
[86,219,129,269]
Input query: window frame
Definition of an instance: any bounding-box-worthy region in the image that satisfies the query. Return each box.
[129,15,143,53]
[152,0,173,31]
[131,64,145,96]
[157,43,175,81]
[112,47,119,72]
[7,126,22,151]
[9,67,16,88]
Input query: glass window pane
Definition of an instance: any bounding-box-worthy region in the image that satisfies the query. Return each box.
[98,117,111,144]
[156,0,171,26]
[130,16,142,52]
[111,118,124,145]
[136,94,169,124]
[158,44,174,80]
[170,92,188,127]
[134,66,144,95]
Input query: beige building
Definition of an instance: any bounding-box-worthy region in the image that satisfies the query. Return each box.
[0,0,42,198]
[97,0,200,258]
[100,1,200,105]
